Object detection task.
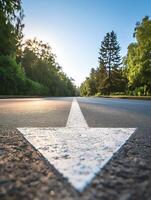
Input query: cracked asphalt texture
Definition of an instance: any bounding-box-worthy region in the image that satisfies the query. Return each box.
[0,97,151,200]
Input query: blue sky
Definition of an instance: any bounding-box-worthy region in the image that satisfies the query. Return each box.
[22,0,151,86]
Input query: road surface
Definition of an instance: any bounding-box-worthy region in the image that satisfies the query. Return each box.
[0,97,151,200]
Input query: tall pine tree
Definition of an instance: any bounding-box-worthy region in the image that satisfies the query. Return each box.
[98,31,121,94]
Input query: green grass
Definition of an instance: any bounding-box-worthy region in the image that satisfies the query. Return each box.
[95,95,151,100]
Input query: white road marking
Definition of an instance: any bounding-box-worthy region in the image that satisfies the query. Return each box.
[18,98,136,191]
[66,98,88,128]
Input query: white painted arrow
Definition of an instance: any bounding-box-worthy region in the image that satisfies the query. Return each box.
[18,98,136,191]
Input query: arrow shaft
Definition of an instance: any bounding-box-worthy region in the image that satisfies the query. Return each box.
[66,98,88,128]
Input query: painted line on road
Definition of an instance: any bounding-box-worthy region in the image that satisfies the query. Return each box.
[66,98,88,128]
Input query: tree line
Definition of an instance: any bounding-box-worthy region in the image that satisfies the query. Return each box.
[0,0,77,96]
[80,16,151,96]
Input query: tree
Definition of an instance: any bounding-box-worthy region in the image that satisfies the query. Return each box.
[126,16,151,95]
[98,31,121,94]
[88,68,97,95]
[21,38,76,96]
[0,1,76,96]
[80,31,123,96]
[96,63,109,94]
[0,0,24,56]
[80,68,98,96]
[0,55,25,94]
[0,0,27,95]
[80,78,91,96]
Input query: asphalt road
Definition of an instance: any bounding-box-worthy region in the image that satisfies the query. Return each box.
[0,97,151,200]
[0,97,72,127]
[78,97,151,128]
[0,97,151,128]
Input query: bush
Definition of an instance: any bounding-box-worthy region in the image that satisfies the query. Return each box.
[95,92,102,97]
[0,55,26,94]
[25,79,48,95]
[0,55,48,95]
[111,92,126,95]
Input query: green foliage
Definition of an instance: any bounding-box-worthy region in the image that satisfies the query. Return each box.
[98,31,121,94]
[81,17,151,97]
[126,16,151,95]
[21,38,76,96]
[2,1,150,97]
[80,31,125,96]
[0,55,25,94]
[81,68,98,96]
[0,1,76,96]
[25,79,48,95]
[0,55,48,95]
[0,0,24,56]
[95,64,109,95]
[80,78,91,96]
[99,31,121,69]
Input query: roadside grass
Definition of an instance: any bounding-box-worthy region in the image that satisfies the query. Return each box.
[94,94,151,100]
